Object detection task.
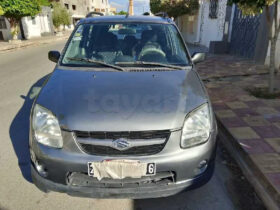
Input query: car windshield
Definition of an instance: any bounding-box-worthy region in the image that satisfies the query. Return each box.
[62,22,190,68]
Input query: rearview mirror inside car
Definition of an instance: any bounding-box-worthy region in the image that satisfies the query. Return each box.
[191,53,206,64]
[48,51,60,63]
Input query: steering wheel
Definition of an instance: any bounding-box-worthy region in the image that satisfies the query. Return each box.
[138,46,166,61]
[91,53,103,61]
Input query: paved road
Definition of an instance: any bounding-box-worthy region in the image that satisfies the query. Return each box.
[0,41,264,210]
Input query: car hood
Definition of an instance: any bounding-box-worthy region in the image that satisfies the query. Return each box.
[36,68,207,131]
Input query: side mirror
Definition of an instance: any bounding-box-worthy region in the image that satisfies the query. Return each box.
[191,52,206,64]
[48,51,60,63]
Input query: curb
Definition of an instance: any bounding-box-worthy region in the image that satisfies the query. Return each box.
[217,118,280,210]
[0,36,68,53]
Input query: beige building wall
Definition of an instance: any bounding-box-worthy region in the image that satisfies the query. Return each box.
[59,0,89,23]
[88,0,111,15]
[57,0,113,18]
[110,7,117,14]
[177,14,199,44]
[177,0,228,48]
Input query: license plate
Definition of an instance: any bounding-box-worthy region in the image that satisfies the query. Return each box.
[88,160,156,180]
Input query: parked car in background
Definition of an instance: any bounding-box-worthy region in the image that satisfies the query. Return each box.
[30,14,217,198]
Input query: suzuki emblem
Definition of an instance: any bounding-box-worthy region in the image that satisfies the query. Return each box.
[112,138,131,151]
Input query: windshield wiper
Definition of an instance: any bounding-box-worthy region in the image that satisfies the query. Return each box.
[115,61,187,70]
[67,57,125,71]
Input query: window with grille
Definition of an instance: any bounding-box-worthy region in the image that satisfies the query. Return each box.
[0,17,7,29]
[209,0,218,19]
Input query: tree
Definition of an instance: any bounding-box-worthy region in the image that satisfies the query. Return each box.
[0,6,4,16]
[61,6,71,26]
[117,10,128,15]
[229,0,280,93]
[150,0,199,18]
[0,0,45,40]
[52,3,71,30]
[37,0,50,6]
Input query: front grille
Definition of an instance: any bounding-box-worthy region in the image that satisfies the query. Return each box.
[74,130,171,156]
[67,171,175,188]
[80,143,166,156]
[75,130,170,140]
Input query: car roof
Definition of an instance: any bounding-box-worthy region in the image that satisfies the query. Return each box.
[79,15,174,24]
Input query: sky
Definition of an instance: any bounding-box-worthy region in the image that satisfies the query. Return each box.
[109,0,150,15]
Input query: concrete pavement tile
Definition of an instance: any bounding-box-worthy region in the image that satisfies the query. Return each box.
[237,95,257,102]
[274,122,280,129]
[234,108,260,117]
[221,97,240,103]
[220,117,247,127]
[210,99,224,104]
[216,110,237,118]
[265,115,280,123]
[226,101,249,109]
[256,107,280,115]
[245,101,267,108]
[216,81,231,85]
[211,97,224,103]
[243,116,271,127]
[265,138,280,153]
[254,84,267,88]
[241,77,254,81]
[206,88,223,94]
[253,126,280,138]
[228,127,260,140]
[266,173,280,193]
[261,99,280,108]
[238,139,275,154]
[250,153,280,173]
[212,102,229,110]
[205,83,221,88]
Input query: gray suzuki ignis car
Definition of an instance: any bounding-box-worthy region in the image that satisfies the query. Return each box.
[30,13,217,198]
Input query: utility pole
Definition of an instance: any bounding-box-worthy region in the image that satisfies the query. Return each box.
[129,0,134,15]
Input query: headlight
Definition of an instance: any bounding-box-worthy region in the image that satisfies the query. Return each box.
[181,103,211,148]
[32,104,63,148]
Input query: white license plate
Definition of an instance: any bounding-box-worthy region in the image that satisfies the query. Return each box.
[88,160,156,180]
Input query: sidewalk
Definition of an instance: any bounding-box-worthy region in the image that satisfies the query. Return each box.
[197,54,280,209]
[0,32,71,53]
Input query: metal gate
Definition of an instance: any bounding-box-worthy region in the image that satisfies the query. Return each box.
[230,6,261,59]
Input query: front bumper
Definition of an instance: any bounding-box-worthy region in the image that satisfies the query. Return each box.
[31,157,215,199]
[30,128,217,198]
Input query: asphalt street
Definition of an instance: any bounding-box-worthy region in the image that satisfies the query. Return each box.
[0,41,264,210]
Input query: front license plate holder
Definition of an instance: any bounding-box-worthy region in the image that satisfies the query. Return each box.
[87,160,156,179]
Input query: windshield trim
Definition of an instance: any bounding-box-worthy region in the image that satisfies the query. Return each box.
[115,61,188,70]
[58,22,192,69]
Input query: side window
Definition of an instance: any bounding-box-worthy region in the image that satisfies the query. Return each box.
[209,0,218,19]
[165,26,173,54]
[64,25,86,59]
